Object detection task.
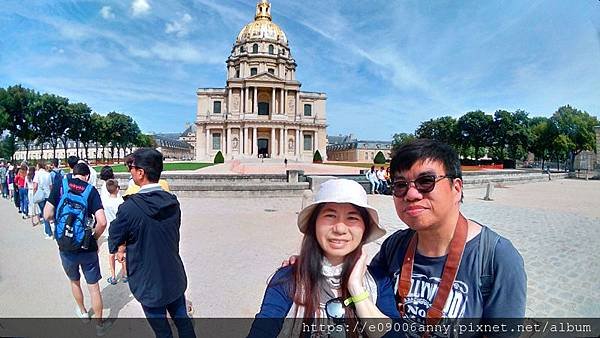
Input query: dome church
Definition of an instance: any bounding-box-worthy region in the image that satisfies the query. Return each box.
[195,0,328,161]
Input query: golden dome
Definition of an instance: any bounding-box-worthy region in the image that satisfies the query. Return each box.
[236,0,288,44]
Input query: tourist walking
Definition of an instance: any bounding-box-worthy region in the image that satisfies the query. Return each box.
[0,161,7,199]
[43,163,112,336]
[366,165,379,194]
[15,166,28,217]
[33,161,53,238]
[249,179,398,337]
[108,148,195,338]
[26,166,36,220]
[101,179,126,285]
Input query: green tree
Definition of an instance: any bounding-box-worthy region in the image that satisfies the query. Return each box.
[391,133,416,154]
[0,85,40,160]
[490,110,531,161]
[313,150,323,163]
[35,93,70,160]
[529,117,555,170]
[415,116,459,149]
[214,150,224,164]
[0,134,17,160]
[66,102,92,159]
[91,113,109,162]
[0,88,9,132]
[457,110,493,160]
[373,151,386,164]
[550,105,598,171]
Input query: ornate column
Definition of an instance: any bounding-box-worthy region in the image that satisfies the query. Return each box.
[243,127,248,155]
[295,91,300,117]
[279,127,284,156]
[271,88,275,114]
[226,127,232,155]
[271,128,276,157]
[227,88,232,115]
[252,127,258,156]
[205,127,210,157]
[296,128,300,157]
[253,87,258,113]
[283,89,287,115]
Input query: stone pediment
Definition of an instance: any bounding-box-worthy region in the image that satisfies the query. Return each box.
[246,72,282,82]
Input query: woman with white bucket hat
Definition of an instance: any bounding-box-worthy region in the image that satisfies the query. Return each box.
[248,179,399,337]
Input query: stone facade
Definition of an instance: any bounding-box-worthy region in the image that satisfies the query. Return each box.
[195,0,327,162]
[326,135,392,163]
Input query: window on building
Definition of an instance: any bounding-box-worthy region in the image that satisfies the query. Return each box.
[365,152,368,160]
[212,133,221,150]
[268,44,274,54]
[258,102,269,115]
[213,101,221,114]
[268,68,274,75]
[252,44,258,53]
[304,104,312,116]
[250,68,258,76]
[235,69,240,78]
[240,45,245,53]
[304,134,312,151]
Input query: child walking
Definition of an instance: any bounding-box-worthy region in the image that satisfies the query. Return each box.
[101,179,127,284]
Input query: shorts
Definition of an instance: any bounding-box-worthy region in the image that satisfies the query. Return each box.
[59,251,102,284]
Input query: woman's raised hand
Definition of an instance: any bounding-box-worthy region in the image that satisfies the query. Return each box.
[348,246,368,296]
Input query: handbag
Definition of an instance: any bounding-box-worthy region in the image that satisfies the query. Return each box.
[32,189,45,204]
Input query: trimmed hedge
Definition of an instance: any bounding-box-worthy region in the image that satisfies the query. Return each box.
[313,150,323,163]
[214,151,224,164]
[374,151,386,164]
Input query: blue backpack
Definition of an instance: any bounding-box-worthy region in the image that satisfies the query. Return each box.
[55,178,93,251]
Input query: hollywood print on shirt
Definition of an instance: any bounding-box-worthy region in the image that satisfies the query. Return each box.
[395,273,469,337]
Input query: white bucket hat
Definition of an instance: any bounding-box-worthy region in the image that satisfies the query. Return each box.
[297,179,386,244]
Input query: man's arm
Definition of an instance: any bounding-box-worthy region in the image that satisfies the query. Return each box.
[43,201,55,222]
[93,209,107,239]
[108,204,130,254]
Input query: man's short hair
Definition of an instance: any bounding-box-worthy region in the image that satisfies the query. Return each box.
[390,139,462,182]
[106,179,120,194]
[73,162,90,177]
[51,158,59,168]
[67,156,79,169]
[100,166,114,181]
[131,148,163,183]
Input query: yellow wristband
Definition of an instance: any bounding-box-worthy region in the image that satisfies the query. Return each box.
[343,290,369,306]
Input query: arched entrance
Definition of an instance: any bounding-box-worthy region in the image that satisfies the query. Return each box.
[257,138,269,157]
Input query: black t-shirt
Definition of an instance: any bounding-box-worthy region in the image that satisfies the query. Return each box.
[48,175,103,253]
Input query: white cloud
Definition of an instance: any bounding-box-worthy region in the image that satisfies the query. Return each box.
[131,0,151,17]
[165,13,192,37]
[128,42,221,65]
[100,6,115,20]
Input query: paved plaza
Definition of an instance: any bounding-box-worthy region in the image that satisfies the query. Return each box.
[0,179,598,321]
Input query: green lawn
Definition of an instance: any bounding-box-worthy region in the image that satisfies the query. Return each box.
[93,162,214,172]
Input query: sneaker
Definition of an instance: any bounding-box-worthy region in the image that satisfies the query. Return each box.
[44,235,53,240]
[107,276,118,285]
[96,319,114,337]
[75,307,90,323]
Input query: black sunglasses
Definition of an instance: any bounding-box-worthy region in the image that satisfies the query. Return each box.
[391,175,454,198]
[325,297,346,324]
[127,164,143,171]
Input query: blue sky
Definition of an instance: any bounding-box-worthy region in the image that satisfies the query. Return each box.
[1,0,599,140]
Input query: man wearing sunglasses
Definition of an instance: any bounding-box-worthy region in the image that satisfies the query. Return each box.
[108,148,195,338]
[369,139,526,336]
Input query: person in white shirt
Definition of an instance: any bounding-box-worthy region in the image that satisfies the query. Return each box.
[376,166,387,194]
[101,179,126,285]
[33,161,53,238]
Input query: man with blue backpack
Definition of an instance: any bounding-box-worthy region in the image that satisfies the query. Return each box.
[43,162,112,336]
